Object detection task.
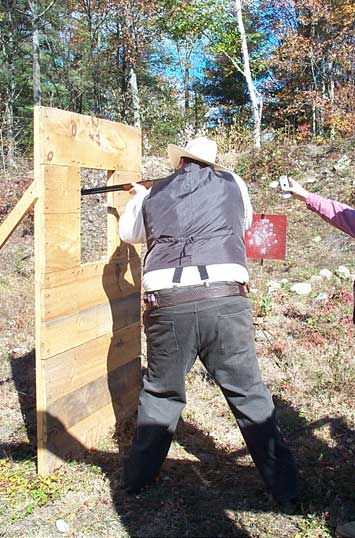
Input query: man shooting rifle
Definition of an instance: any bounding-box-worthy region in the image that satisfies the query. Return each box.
[118,137,298,509]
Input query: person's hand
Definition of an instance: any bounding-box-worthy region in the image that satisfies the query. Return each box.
[286,178,310,202]
[129,182,149,196]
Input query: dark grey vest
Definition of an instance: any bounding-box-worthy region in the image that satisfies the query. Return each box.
[142,162,248,275]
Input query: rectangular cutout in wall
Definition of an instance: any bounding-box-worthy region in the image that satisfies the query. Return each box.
[80,168,108,264]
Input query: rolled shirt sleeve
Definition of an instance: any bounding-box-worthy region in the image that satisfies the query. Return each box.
[231,172,253,231]
[118,187,150,244]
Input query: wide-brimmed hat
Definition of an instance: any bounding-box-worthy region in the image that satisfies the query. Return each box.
[167,137,230,171]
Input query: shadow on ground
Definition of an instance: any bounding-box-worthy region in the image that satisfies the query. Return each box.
[1,352,354,537]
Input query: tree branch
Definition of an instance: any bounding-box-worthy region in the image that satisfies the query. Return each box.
[222,50,246,78]
[38,0,58,19]
[14,7,29,17]
[201,28,246,79]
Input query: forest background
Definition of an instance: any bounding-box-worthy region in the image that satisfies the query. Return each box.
[0,0,355,171]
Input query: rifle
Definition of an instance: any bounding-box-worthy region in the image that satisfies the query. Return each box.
[81,179,156,196]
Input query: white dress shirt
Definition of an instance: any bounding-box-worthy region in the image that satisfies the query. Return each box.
[119,172,253,291]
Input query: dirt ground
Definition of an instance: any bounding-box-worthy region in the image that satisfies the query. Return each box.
[0,143,354,537]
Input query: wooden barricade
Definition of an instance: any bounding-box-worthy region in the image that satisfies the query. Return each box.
[31,106,142,473]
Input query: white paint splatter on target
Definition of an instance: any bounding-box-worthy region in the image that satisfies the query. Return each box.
[247,218,278,256]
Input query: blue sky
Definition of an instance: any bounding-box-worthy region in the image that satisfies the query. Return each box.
[150,38,210,85]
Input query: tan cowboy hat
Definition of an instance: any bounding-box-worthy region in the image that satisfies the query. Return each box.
[167,137,230,171]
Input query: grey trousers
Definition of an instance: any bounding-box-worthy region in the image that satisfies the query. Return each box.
[124,295,297,500]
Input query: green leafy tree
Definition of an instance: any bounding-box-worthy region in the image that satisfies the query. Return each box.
[157,0,218,113]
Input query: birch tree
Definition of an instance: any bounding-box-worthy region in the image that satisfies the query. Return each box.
[234,0,262,148]
[128,67,141,128]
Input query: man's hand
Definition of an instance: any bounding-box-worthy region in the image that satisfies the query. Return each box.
[129,182,149,196]
[286,178,310,202]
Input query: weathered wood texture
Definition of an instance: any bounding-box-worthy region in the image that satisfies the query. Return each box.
[36,107,141,171]
[34,107,142,474]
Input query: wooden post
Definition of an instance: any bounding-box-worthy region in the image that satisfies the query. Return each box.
[0,182,38,249]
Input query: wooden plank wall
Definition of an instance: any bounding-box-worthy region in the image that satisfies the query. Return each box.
[34,107,142,473]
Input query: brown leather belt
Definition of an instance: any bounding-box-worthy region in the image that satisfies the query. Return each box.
[144,281,248,310]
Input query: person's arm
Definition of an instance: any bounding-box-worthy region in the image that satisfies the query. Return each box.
[286,178,355,238]
[118,183,150,244]
[231,172,253,230]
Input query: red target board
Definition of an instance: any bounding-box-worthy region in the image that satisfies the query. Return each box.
[245,214,287,260]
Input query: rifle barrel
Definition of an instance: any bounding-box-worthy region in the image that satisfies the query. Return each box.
[81,180,153,196]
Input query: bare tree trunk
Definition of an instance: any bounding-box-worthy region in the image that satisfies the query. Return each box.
[184,61,190,112]
[234,0,262,148]
[177,44,192,115]
[6,83,16,170]
[128,66,141,129]
[32,26,41,105]
[312,101,316,137]
[31,0,41,106]
[329,76,335,139]
[84,0,101,113]
[28,0,57,106]
[309,25,324,137]
[194,88,198,131]
[318,58,329,137]
[5,0,16,170]
[328,60,335,140]
[0,124,6,174]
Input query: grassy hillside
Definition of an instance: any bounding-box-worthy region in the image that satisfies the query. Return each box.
[0,140,354,538]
